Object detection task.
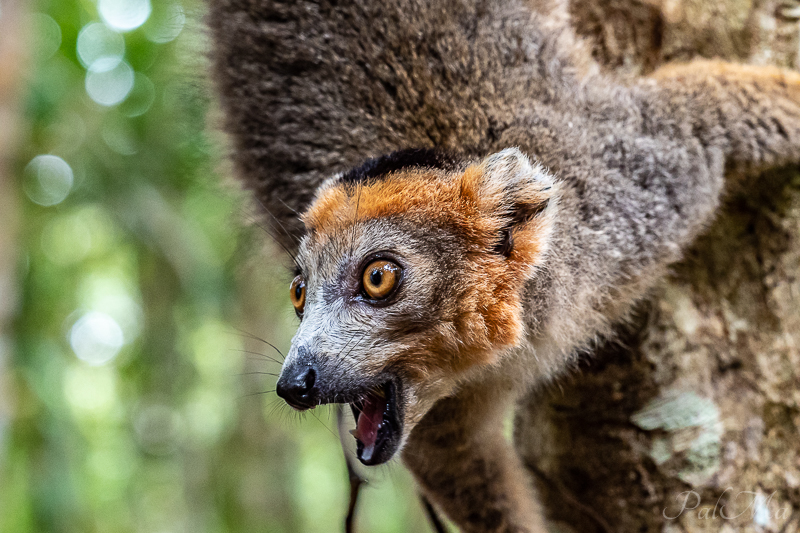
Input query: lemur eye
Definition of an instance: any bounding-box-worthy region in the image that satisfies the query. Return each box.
[290,276,306,317]
[362,260,401,300]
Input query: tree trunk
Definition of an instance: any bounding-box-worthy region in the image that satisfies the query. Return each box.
[516,3,800,532]
[0,0,24,439]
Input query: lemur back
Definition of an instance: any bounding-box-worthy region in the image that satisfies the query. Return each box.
[208,1,800,531]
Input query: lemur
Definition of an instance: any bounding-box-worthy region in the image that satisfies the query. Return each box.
[208,0,800,531]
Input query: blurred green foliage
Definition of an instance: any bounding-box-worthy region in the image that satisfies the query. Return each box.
[2,0,431,531]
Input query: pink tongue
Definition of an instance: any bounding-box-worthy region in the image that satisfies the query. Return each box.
[353,395,385,462]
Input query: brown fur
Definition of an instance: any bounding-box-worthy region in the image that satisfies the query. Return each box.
[208,0,800,530]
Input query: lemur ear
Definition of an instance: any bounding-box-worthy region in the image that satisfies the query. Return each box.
[477,148,555,211]
[465,148,556,256]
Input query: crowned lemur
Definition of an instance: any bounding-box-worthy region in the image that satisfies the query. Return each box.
[207,0,800,531]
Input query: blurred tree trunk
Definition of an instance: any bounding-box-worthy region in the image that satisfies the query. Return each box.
[0,0,25,436]
[516,2,800,532]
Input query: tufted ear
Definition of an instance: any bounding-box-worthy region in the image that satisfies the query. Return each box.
[465,148,556,256]
[478,148,555,211]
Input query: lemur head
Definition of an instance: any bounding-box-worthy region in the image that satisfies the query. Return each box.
[276,147,558,465]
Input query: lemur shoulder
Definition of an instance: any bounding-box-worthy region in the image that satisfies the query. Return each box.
[207,0,800,531]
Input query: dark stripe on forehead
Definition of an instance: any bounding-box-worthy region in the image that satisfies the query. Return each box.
[338,148,461,185]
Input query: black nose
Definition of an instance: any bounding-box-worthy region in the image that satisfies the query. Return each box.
[276,364,318,410]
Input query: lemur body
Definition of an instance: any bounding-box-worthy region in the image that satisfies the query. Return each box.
[208,1,800,531]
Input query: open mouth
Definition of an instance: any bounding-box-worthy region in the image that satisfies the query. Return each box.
[349,380,402,466]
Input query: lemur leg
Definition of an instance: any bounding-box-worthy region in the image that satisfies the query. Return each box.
[402,382,545,533]
[646,60,800,176]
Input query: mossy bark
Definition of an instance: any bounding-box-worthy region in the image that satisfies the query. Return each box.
[516,3,800,532]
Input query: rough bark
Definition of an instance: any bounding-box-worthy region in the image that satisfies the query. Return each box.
[569,0,800,75]
[515,3,800,533]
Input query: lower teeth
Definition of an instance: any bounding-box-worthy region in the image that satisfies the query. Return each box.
[361,441,376,462]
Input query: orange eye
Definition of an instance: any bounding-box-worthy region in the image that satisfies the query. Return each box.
[362,260,401,300]
[290,276,306,317]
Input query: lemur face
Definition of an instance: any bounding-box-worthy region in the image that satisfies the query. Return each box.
[275,148,557,465]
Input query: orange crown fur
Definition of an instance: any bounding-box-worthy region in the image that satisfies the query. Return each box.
[303,151,556,373]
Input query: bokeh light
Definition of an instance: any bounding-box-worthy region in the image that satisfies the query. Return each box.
[101,120,139,155]
[77,274,142,342]
[119,73,155,117]
[23,154,74,206]
[40,212,93,265]
[77,22,124,72]
[98,0,152,32]
[85,60,134,106]
[31,13,62,61]
[63,364,119,416]
[69,311,125,366]
[5,2,432,532]
[144,3,185,43]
